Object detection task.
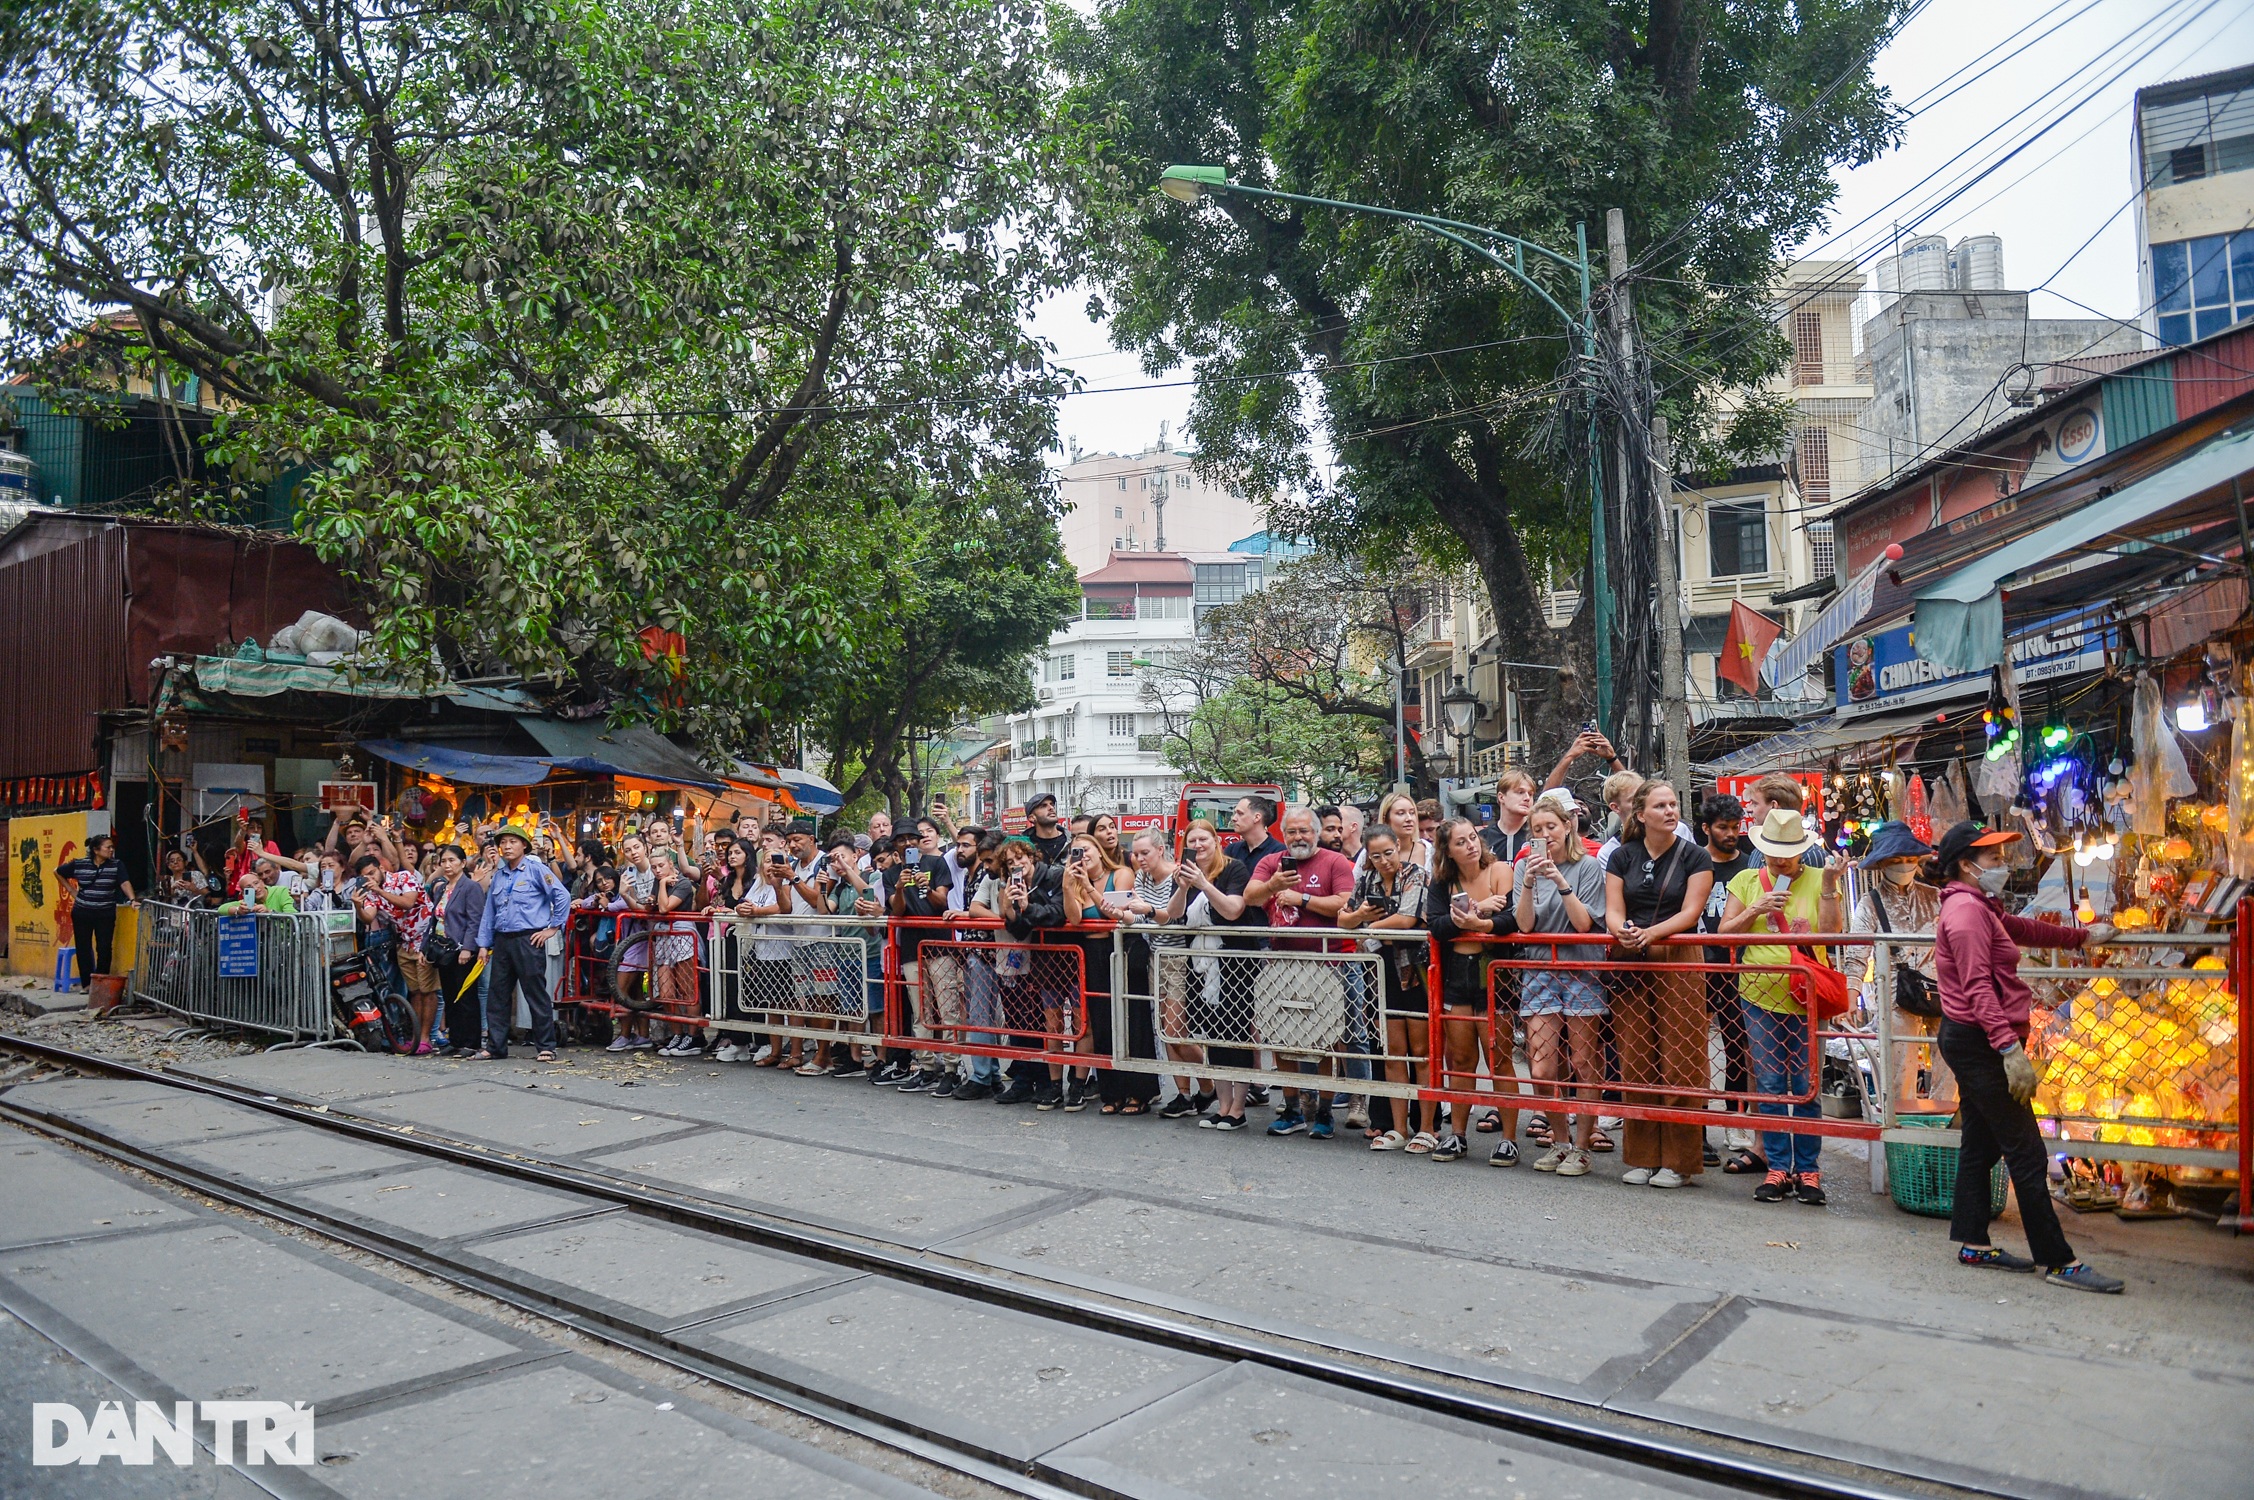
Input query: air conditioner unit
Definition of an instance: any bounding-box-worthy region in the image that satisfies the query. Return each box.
[1038,687,1055,704]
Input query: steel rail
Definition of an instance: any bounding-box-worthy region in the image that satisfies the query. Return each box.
[0,1033,1996,1500]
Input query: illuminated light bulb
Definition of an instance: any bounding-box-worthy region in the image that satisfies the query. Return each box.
[2177,700,2210,733]
[2095,840,2115,860]
[2077,898,2096,924]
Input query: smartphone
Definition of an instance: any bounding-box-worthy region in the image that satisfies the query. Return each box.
[905,848,922,867]
[1280,854,1300,874]
[1451,892,1474,917]
[320,869,335,890]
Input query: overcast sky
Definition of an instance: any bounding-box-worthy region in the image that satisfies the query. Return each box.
[1034,0,2254,467]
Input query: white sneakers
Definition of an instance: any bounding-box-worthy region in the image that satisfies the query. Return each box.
[1531,1145,1570,1172]
[1554,1149,1592,1177]
[714,1041,748,1062]
[1618,1165,1687,1187]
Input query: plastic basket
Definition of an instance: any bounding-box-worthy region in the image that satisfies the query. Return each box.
[1885,1114,2008,1219]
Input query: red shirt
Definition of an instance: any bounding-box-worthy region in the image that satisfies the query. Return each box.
[1251,847,1358,952]
[1934,882,2088,1052]
[225,840,279,895]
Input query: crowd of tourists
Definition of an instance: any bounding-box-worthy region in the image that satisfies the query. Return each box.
[65,727,2121,1292]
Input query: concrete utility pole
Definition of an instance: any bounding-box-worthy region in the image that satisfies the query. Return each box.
[1650,414,1691,790]
[1605,208,1689,790]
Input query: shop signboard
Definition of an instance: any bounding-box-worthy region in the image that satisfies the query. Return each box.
[1000,806,1029,835]
[1117,813,1169,834]
[320,781,379,815]
[7,812,88,978]
[1833,611,2110,718]
[215,916,260,978]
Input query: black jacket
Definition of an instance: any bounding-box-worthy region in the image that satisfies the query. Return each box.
[1004,862,1069,939]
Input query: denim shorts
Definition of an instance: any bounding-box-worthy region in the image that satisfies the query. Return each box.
[1521,968,1608,1017]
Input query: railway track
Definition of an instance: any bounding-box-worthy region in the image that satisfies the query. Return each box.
[0,1032,1998,1500]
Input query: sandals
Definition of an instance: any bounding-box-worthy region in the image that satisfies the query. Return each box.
[1099,1101,1122,1115]
[1119,1100,1148,1116]
[1526,1116,1555,1148]
[1370,1130,1406,1151]
[1723,1146,1767,1174]
[468,1050,497,1061]
[1474,1109,1504,1134]
[535,1049,556,1062]
[1588,1129,1615,1153]
[1404,1131,1439,1156]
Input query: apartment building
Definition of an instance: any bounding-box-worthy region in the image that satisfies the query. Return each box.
[998,551,1254,817]
[1052,429,1266,574]
[2133,64,2254,348]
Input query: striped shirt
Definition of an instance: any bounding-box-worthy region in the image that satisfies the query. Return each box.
[57,857,126,912]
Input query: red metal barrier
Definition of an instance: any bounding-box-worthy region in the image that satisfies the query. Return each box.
[886,916,1104,1066]
[2234,897,2252,1234]
[556,907,707,1026]
[1418,932,1882,1141]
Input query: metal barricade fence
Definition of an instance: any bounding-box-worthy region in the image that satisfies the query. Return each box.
[127,900,334,1041]
[707,913,888,1053]
[1112,924,1425,1096]
[1874,927,2245,1176]
[891,917,1091,1064]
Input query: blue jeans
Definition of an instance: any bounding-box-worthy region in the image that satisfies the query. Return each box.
[1743,1000,1822,1175]
[963,951,1002,1083]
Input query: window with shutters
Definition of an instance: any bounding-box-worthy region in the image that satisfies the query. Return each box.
[1791,310,1824,385]
[1796,426,1831,504]
[1808,520,1836,583]
[1106,713,1135,739]
[1109,778,1135,803]
[1046,653,1075,683]
[1106,650,1135,677]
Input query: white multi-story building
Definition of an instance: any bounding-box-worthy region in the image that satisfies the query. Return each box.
[1053,429,1266,575]
[1000,550,1270,817]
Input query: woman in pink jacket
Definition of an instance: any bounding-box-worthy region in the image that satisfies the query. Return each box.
[1926,822,2121,1293]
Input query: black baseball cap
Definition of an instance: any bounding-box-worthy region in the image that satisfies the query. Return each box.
[1026,792,1057,813]
[1930,819,2019,873]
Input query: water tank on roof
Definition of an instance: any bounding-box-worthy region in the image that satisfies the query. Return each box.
[1951,235,2005,291]
[1897,235,1951,291]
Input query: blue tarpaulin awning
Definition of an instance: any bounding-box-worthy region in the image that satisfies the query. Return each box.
[359,741,562,785]
[776,767,843,814]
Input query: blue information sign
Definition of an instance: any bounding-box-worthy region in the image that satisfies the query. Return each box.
[216,915,260,978]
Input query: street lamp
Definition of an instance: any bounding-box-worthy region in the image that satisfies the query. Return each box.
[1153,165,1612,726]
[1440,674,1481,779]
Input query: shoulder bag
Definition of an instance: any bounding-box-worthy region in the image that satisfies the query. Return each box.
[1869,892,1943,1018]
[1758,867,1850,1020]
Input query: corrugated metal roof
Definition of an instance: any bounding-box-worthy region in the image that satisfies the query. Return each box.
[2101,356,2178,449]
[0,526,125,777]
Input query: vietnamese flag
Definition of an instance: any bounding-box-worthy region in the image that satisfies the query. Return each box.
[1718,601,1783,695]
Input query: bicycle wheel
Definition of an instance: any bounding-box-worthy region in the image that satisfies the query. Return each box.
[608,928,662,1011]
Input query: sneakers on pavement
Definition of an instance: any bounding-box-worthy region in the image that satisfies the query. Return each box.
[1649,1167,1686,1189]
[1531,1145,1568,1172]
[1157,1095,1199,1119]
[606,1035,634,1052]
[1062,1078,1089,1112]
[951,1079,996,1101]
[2045,1262,2125,1294]
[1794,1171,1826,1206]
[714,1042,747,1062]
[1959,1245,2037,1272]
[1202,1114,1247,1131]
[1308,1118,1335,1141]
[1267,1111,1308,1137]
[1754,1170,1793,1202]
[1488,1139,1520,1168]
[1429,1132,1466,1162]
[1554,1149,1593,1177]
[994,1078,1038,1105]
[1622,1166,1654,1186]
[873,1061,914,1086]
[831,1059,870,1079]
[1033,1083,1065,1110]
[1342,1103,1370,1131]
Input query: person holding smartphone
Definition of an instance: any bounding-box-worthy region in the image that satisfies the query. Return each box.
[1424,819,1517,1161]
[1603,781,1716,1188]
[1513,793,1609,1174]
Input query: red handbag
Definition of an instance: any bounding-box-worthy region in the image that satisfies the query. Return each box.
[1756,868,1851,1020]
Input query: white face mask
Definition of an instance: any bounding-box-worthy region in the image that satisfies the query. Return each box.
[1881,863,1917,887]
[1975,863,2010,896]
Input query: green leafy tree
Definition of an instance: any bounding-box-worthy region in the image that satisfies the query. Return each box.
[1156,676,1390,804]
[812,482,1079,813]
[0,0,1078,750]
[1058,0,1901,759]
